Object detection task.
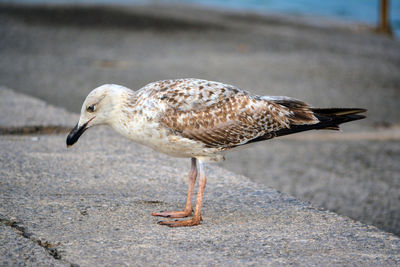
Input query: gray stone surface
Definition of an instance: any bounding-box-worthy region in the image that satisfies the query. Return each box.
[0,224,67,267]
[0,86,77,128]
[220,135,400,236]
[1,129,400,266]
[0,82,400,265]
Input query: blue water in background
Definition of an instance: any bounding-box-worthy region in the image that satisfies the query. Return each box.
[2,0,399,37]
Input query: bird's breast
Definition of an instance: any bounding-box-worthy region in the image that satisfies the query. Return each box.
[113,114,223,160]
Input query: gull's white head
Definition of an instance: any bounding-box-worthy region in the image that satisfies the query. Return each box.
[66,84,128,147]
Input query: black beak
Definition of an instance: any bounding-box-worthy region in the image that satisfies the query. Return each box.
[66,122,88,147]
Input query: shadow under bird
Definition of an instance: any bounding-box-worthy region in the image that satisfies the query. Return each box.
[66,78,366,227]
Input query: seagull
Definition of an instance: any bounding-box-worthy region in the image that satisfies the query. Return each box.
[66,78,366,227]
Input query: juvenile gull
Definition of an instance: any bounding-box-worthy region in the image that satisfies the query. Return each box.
[66,78,366,227]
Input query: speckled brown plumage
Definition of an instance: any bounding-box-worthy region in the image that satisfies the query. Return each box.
[137,78,319,150]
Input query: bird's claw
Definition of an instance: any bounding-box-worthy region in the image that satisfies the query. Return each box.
[151,210,192,218]
[157,218,201,227]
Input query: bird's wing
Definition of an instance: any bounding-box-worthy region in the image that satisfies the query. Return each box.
[155,80,319,148]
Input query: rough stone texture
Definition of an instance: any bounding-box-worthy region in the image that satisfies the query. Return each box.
[0,86,77,128]
[220,137,400,236]
[1,130,400,266]
[0,83,400,265]
[0,223,67,267]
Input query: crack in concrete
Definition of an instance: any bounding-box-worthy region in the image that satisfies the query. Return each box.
[0,126,70,135]
[0,216,78,267]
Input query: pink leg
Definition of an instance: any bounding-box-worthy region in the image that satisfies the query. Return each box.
[152,158,197,218]
[158,160,206,227]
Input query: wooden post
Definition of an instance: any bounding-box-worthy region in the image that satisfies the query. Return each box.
[377,0,392,35]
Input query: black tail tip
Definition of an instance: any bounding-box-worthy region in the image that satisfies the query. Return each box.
[312,108,367,116]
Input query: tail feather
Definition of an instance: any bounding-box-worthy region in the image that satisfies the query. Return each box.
[311,108,366,129]
[274,108,366,137]
[246,107,366,144]
[311,108,367,116]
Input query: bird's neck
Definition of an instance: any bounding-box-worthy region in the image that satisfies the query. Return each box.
[109,89,143,140]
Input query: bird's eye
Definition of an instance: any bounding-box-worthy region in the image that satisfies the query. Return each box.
[87,104,96,113]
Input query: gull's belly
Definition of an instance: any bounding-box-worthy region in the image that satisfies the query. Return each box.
[114,119,223,161]
[138,130,222,160]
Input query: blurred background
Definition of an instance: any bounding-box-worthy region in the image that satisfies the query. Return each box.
[0,0,399,235]
[1,0,399,37]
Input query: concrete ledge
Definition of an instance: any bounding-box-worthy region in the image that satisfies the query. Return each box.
[1,88,399,265]
[0,86,77,129]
